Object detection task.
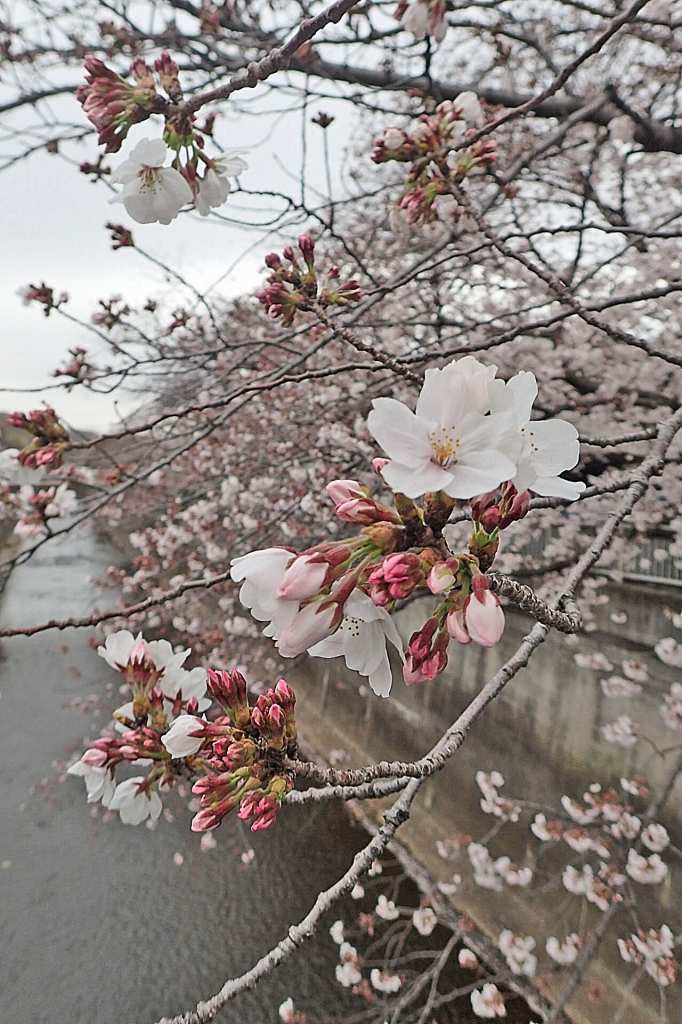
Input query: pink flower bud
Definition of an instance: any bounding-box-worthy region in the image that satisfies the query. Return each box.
[277,554,328,601]
[446,609,471,644]
[326,479,364,504]
[277,602,338,658]
[190,808,220,832]
[372,458,389,475]
[274,678,296,708]
[464,591,505,647]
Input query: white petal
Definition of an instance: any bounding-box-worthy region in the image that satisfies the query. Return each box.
[531,475,586,500]
[367,398,433,467]
[382,460,453,498]
[128,137,168,168]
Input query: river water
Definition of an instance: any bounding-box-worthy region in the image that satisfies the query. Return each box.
[0,526,371,1024]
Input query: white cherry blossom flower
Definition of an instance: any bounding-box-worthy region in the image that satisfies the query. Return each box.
[112,138,193,224]
[641,823,669,852]
[109,776,162,825]
[412,906,437,935]
[195,153,248,216]
[230,546,338,657]
[600,675,642,698]
[161,715,204,758]
[370,968,402,993]
[367,357,516,499]
[45,483,78,518]
[471,983,506,1018]
[458,948,478,970]
[490,370,585,500]
[498,930,537,977]
[563,863,593,895]
[329,920,345,944]
[546,933,582,965]
[335,961,361,987]
[67,754,115,806]
[626,849,668,885]
[307,589,404,697]
[601,715,639,747]
[455,91,484,126]
[376,894,400,920]
[656,637,682,668]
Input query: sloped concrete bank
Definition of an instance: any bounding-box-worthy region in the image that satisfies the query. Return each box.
[291,582,682,1024]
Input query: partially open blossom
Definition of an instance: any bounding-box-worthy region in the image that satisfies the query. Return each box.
[162,715,205,758]
[277,554,329,601]
[67,755,115,806]
[195,153,248,216]
[308,590,404,697]
[546,933,582,965]
[112,138,193,224]
[464,590,505,647]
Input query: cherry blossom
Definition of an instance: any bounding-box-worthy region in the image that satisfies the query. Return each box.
[641,823,670,852]
[161,715,205,758]
[546,933,582,966]
[367,357,517,499]
[626,850,668,885]
[195,153,247,216]
[458,948,478,970]
[66,752,115,806]
[376,895,400,920]
[307,590,404,697]
[109,776,163,825]
[498,930,537,977]
[111,138,192,224]
[369,968,402,993]
[601,715,639,747]
[412,906,437,935]
[471,983,506,1019]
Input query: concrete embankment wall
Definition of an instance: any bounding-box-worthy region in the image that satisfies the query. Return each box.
[292,581,682,1024]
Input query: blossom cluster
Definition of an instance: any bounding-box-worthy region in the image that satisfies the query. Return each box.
[7,407,70,469]
[231,356,584,689]
[67,629,297,832]
[257,235,363,325]
[78,52,247,223]
[2,482,77,539]
[372,96,496,225]
[448,770,678,998]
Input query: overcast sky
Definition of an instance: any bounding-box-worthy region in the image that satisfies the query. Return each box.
[2,85,356,431]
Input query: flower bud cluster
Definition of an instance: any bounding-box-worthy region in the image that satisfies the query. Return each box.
[77,53,173,152]
[8,407,70,469]
[190,676,297,833]
[67,631,298,833]
[371,97,497,225]
[17,282,68,316]
[469,483,530,571]
[404,564,505,684]
[53,346,89,381]
[257,235,363,325]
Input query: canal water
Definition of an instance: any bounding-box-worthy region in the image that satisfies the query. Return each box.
[0,525,373,1024]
